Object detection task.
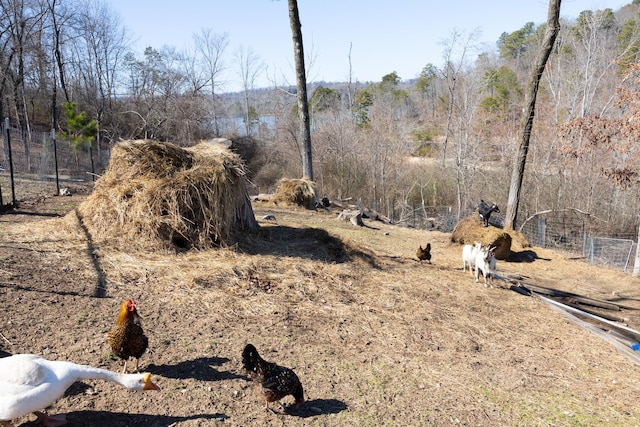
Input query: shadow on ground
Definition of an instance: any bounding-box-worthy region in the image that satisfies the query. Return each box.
[506,249,551,263]
[238,225,380,268]
[285,398,348,418]
[17,411,228,427]
[145,356,244,381]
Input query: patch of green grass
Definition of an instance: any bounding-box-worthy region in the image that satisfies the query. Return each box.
[99,351,116,364]
[479,386,625,426]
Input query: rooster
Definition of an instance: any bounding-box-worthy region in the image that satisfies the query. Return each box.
[416,243,431,263]
[107,299,149,373]
[242,344,304,411]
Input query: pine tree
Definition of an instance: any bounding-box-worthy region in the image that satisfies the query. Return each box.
[61,102,98,168]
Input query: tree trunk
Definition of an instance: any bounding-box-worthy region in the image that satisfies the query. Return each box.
[504,0,561,229]
[288,0,313,181]
[633,222,640,278]
[49,0,70,103]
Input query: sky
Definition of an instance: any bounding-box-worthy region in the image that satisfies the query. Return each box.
[106,0,633,92]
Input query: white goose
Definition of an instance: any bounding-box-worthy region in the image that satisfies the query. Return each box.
[0,353,160,427]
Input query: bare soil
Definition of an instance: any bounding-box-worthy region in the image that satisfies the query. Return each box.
[2,187,640,426]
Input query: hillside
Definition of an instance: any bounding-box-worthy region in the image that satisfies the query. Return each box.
[1,193,640,426]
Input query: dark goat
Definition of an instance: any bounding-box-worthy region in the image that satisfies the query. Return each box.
[478,200,500,227]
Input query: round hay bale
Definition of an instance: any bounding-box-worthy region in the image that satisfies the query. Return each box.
[451,216,529,260]
[490,233,512,260]
[272,178,317,209]
[75,139,258,251]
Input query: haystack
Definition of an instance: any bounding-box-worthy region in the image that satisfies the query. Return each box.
[75,139,258,250]
[272,178,317,209]
[450,215,530,260]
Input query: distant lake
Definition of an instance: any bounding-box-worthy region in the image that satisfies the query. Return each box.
[218,115,276,137]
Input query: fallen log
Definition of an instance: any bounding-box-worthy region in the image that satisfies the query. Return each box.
[359,206,392,224]
[329,199,392,224]
[253,193,274,202]
[337,209,366,227]
[337,209,362,223]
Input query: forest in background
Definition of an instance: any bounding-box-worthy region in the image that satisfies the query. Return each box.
[1,0,640,236]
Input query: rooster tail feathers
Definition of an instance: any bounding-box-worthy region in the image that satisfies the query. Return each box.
[426,243,431,252]
[242,343,262,372]
[293,380,305,405]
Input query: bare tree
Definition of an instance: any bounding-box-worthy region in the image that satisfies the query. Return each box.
[1,0,48,169]
[235,45,263,136]
[45,0,70,106]
[438,28,479,165]
[193,29,228,136]
[504,0,561,229]
[346,42,355,111]
[71,0,129,162]
[571,8,619,118]
[124,46,188,141]
[287,0,313,180]
[453,67,483,221]
[542,24,572,127]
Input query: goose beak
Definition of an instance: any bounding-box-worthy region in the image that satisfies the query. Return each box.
[143,372,161,391]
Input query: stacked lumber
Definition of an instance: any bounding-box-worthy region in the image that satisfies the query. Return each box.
[501,273,640,366]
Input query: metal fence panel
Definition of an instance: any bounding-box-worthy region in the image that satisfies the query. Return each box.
[584,236,636,272]
[390,204,458,232]
[0,124,101,203]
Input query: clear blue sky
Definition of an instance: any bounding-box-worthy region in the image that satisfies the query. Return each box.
[106,0,632,92]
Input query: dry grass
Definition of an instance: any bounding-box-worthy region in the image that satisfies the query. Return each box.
[1,194,640,426]
[76,139,257,251]
[271,178,317,209]
[451,215,530,260]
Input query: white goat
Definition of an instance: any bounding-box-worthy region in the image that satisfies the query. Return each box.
[462,242,482,276]
[475,245,497,287]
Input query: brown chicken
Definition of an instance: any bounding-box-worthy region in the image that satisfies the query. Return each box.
[417,243,431,263]
[107,299,149,373]
[242,343,304,411]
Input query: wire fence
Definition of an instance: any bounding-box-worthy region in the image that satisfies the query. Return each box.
[402,206,638,274]
[520,217,586,253]
[389,203,459,233]
[1,124,638,274]
[0,121,106,207]
[583,236,637,272]
[519,216,638,273]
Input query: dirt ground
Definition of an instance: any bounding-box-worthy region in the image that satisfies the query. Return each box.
[2,187,640,426]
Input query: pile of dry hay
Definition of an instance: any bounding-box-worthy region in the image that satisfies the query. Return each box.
[450,215,530,260]
[271,178,317,209]
[76,139,258,251]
